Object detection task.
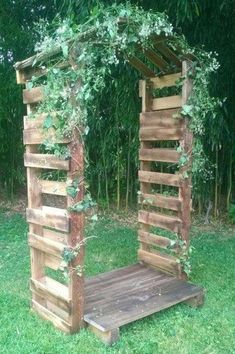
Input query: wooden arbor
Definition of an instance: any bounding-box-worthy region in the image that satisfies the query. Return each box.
[15,30,204,345]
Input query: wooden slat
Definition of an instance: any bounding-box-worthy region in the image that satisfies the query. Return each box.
[139,148,180,163]
[40,180,67,196]
[26,207,70,233]
[140,109,183,127]
[138,230,177,250]
[31,277,70,313]
[155,42,182,68]
[32,300,71,333]
[139,192,181,211]
[24,153,70,170]
[138,249,180,275]
[138,210,182,233]
[152,95,182,111]
[140,127,184,141]
[151,72,181,89]
[23,128,71,145]
[24,114,47,129]
[24,113,61,130]
[23,87,44,104]
[128,56,155,77]
[45,253,62,271]
[139,170,181,187]
[28,233,64,258]
[143,48,169,71]
[43,228,66,244]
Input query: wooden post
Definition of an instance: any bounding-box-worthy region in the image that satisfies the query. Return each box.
[179,61,193,246]
[67,132,85,332]
[139,79,153,253]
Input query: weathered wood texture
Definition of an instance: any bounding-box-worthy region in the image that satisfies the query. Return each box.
[138,64,193,278]
[19,75,85,335]
[84,264,204,336]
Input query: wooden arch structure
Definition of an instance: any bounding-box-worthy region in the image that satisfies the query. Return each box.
[15,22,204,345]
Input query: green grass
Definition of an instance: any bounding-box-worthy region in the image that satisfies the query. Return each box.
[0,210,234,354]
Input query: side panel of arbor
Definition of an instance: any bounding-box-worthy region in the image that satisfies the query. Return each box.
[138,61,192,279]
[20,82,85,332]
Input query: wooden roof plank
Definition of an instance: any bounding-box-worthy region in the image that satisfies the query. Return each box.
[155,42,182,68]
[143,48,169,72]
[128,56,156,77]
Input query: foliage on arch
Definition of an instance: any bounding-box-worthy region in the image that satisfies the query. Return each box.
[29,3,222,199]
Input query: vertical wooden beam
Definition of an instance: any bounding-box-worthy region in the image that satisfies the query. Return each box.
[25,103,45,305]
[179,61,193,275]
[67,131,85,332]
[139,80,153,253]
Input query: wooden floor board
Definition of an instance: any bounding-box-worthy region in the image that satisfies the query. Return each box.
[84,264,203,332]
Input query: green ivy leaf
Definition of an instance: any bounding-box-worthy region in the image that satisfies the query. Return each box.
[43,115,53,130]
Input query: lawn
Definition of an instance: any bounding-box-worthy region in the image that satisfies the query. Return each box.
[0,210,234,354]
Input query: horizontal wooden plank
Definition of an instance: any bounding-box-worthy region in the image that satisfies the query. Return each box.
[45,253,62,271]
[23,128,71,145]
[23,87,44,104]
[24,112,63,130]
[40,180,67,196]
[31,277,70,313]
[32,300,71,333]
[140,109,183,127]
[138,210,182,233]
[128,56,155,77]
[138,249,180,275]
[140,127,184,141]
[139,192,181,211]
[24,114,46,129]
[138,230,177,251]
[26,207,70,233]
[150,72,181,89]
[28,233,64,258]
[139,148,180,163]
[84,264,203,331]
[139,170,181,187]
[43,228,66,244]
[24,153,70,170]
[152,95,182,111]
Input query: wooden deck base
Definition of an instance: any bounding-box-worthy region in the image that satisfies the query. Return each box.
[84,264,204,345]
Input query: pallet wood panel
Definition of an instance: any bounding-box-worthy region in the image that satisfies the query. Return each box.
[138,210,182,233]
[23,128,71,145]
[138,250,180,275]
[152,95,182,111]
[150,72,181,89]
[140,110,183,127]
[139,148,180,163]
[143,48,169,71]
[24,113,60,129]
[43,228,66,243]
[140,127,184,141]
[40,180,67,196]
[26,207,70,233]
[155,42,182,67]
[138,230,177,250]
[32,300,71,333]
[84,264,203,332]
[139,192,181,211]
[23,87,44,104]
[129,56,155,77]
[28,233,64,258]
[44,253,62,271]
[138,170,181,187]
[24,153,70,170]
[31,277,70,313]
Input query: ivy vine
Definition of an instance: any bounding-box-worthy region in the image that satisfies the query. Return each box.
[28,3,222,274]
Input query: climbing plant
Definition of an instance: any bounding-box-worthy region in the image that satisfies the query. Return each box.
[29,2,222,208]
